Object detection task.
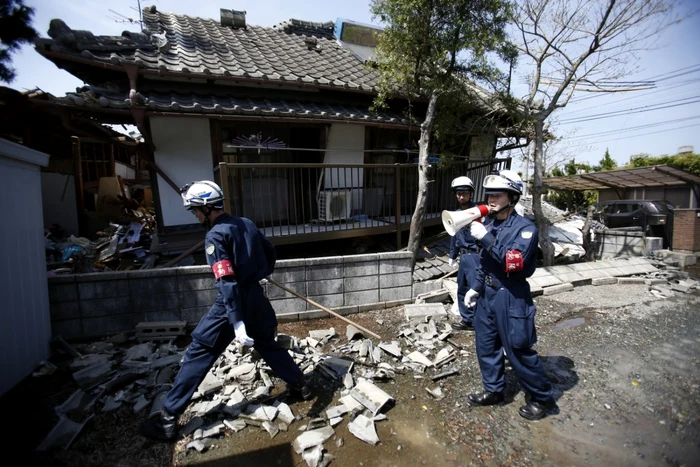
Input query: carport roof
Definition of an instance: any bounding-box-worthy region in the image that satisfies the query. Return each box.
[542,165,700,191]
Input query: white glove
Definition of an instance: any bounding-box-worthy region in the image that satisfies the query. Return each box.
[448,258,456,267]
[464,289,479,309]
[470,222,488,240]
[234,321,254,347]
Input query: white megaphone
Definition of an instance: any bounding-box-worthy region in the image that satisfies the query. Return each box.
[442,205,490,236]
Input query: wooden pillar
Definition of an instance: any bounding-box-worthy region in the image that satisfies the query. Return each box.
[71,136,86,237]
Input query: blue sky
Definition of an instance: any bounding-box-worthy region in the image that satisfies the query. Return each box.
[8,0,700,169]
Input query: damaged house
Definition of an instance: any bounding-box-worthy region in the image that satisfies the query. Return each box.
[33,6,515,252]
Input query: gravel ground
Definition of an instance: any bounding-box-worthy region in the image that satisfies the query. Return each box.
[12,282,700,467]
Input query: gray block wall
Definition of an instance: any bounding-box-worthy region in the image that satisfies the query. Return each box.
[593,229,647,259]
[47,251,419,340]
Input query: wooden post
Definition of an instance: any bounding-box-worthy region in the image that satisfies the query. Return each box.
[219,162,233,214]
[72,137,86,237]
[395,163,402,250]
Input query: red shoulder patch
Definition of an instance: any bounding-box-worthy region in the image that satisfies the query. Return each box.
[505,250,523,273]
[212,260,235,279]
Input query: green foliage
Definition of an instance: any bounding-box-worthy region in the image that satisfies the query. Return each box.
[595,148,617,172]
[626,152,700,175]
[546,159,597,212]
[369,0,514,118]
[0,0,37,83]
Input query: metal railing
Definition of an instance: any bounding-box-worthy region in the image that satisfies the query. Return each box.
[216,158,510,246]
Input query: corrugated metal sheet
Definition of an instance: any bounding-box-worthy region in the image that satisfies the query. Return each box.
[0,139,51,397]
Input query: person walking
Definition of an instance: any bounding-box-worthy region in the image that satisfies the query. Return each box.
[140,181,311,441]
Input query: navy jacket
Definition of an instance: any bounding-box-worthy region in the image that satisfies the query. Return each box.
[473,212,538,293]
[204,213,276,323]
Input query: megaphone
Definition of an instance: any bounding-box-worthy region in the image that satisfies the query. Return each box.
[442,204,490,236]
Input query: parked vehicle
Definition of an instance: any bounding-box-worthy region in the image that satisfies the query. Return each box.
[592,199,674,246]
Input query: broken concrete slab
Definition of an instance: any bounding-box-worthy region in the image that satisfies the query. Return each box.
[346,324,364,341]
[302,444,324,467]
[125,343,153,361]
[350,379,394,415]
[378,341,402,358]
[180,416,204,436]
[348,414,380,445]
[292,426,335,454]
[223,419,247,432]
[36,415,94,452]
[186,438,214,453]
[426,387,444,400]
[404,303,447,321]
[262,421,280,438]
[592,277,618,286]
[406,351,434,368]
[542,283,575,295]
[326,404,349,419]
[273,401,295,425]
[196,372,223,397]
[73,362,114,390]
[309,328,336,341]
[55,389,96,416]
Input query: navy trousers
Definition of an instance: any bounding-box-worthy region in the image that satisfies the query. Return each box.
[473,281,553,403]
[163,284,303,415]
[456,251,480,324]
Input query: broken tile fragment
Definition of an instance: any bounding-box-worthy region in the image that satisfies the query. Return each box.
[125,343,153,361]
[302,444,324,467]
[406,351,434,368]
[326,404,349,419]
[186,438,214,452]
[133,395,150,413]
[262,421,280,438]
[36,415,94,452]
[292,426,335,454]
[273,401,295,425]
[180,416,204,436]
[350,379,394,415]
[378,342,402,358]
[348,414,380,445]
[73,361,114,390]
[223,419,247,432]
[346,324,364,341]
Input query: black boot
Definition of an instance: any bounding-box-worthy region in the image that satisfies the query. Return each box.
[451,321,474,331]
[289,378,313,401]
[519,400,556,420]
[140,410,178,441]
[468,391,504,406]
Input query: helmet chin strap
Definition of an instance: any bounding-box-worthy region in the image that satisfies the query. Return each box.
[197,206,214,230]
[487,195,518,218]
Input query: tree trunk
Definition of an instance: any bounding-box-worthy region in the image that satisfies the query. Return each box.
[581,205,596,261]
[532,118,555,265]
[406,91,439,263]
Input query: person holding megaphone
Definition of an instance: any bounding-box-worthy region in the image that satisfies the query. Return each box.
[465,170,556,421]
[445,176,489,332]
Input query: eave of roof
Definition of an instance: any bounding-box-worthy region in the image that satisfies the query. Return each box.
[543,165,700,191]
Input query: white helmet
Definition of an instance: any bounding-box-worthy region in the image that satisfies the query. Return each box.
[180,181,225,209]
[483,169,523,196]
[451,176,474,192]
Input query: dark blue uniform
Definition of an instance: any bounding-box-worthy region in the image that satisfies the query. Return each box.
[163,213,303,415]
[449,202,485,325]
[472,212,553,403]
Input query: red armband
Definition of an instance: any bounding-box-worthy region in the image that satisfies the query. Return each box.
[505,250,523,273]
[212,260,235,279]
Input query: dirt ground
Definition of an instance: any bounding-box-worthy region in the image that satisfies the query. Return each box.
[8,282,700,467]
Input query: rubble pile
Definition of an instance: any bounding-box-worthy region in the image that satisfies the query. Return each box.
[45,199,160,275]
[36,304,470,465]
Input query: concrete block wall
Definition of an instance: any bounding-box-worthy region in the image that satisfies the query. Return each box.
[672,209,700,252]
[47,251,422,340]
[593,229,646,259]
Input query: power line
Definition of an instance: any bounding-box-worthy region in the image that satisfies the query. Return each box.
[566,115,700,140]
[559,96,700,124]
[578,122,700,145]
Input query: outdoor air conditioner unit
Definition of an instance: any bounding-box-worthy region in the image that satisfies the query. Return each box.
[318,190,352,222]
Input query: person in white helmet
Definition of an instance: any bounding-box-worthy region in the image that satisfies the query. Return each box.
[448,175,486,331]
[464,169,556,421]
[140,181,311,441]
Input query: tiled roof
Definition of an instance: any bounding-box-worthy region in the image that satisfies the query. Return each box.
[52,85,412,125]
[413,236,454,282]
[38,9,379,92]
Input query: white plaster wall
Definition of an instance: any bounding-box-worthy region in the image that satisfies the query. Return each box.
[0,139,51,397]
[41,172,79,235]
[151,117,215,226]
